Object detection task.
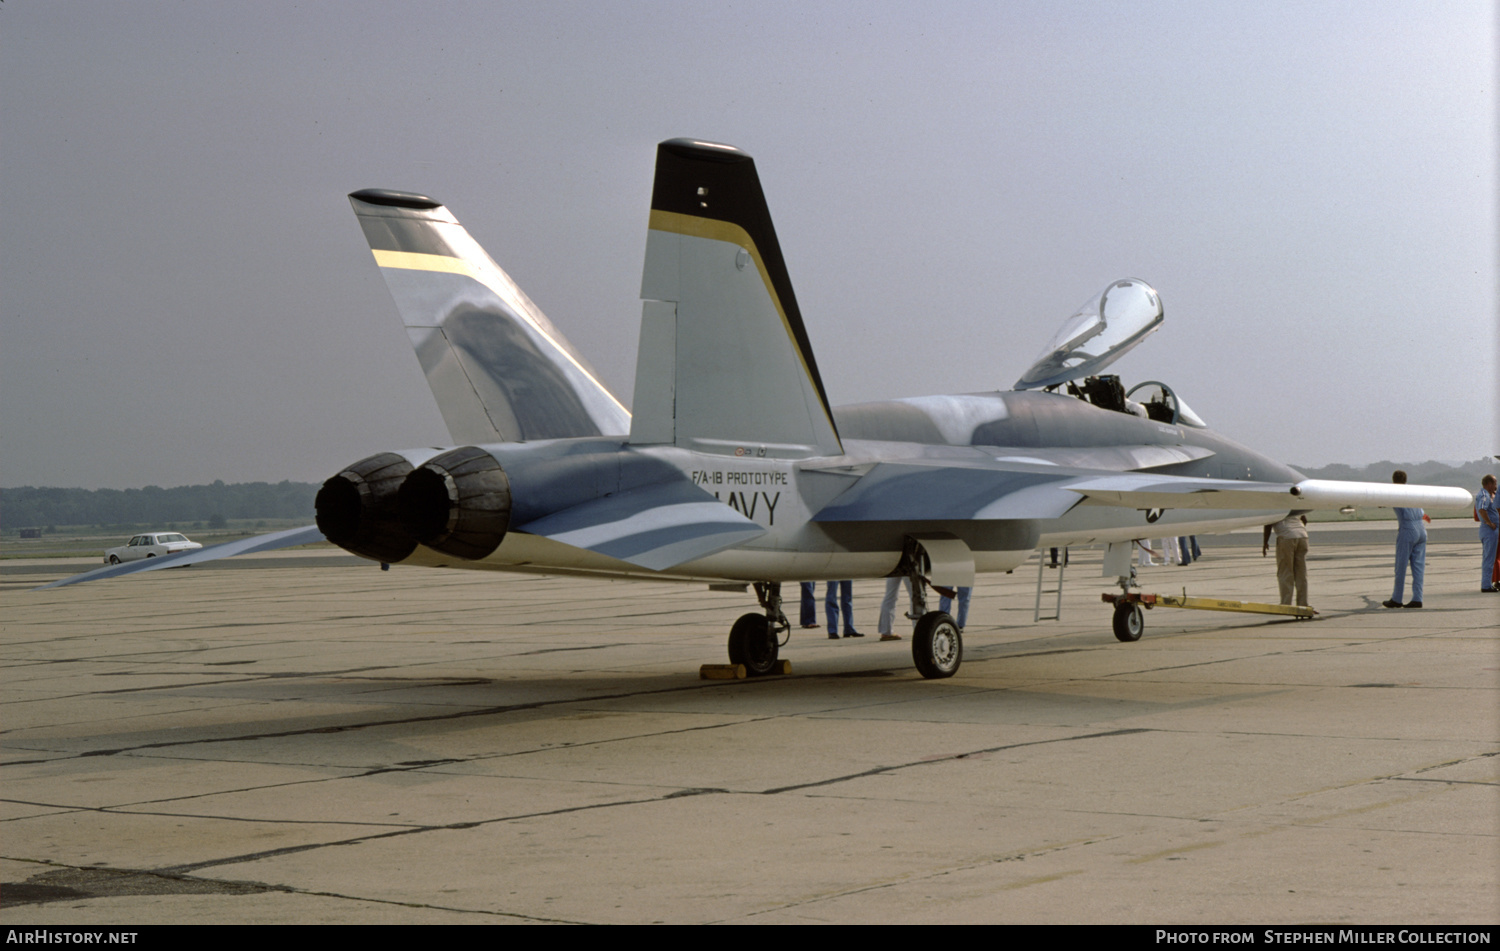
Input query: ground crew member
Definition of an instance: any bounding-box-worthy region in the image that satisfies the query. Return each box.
[1262,513,1309,607]
[1477,475,1498,593]
[1384,470,1427,608]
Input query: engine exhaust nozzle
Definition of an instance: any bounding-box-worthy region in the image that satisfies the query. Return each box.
[314,452,418,563]
[398,446,511,560]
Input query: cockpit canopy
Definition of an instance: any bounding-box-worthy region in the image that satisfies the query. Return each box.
[1125,380,1208,428]
[1014,278,1164,390]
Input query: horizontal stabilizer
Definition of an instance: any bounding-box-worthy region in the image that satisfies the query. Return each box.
[815,462,1082,522]
[517,480,766,571]
[36,525,326,590]
[350,189,630,444]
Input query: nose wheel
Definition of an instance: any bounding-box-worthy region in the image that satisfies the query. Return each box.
[1112,601,1144,641]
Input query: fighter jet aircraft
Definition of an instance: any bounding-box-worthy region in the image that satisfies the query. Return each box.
[47,138,1472,679]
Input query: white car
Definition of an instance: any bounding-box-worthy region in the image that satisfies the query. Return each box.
[104,532,203,565]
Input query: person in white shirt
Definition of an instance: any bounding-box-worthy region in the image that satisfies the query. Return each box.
[1262,513,1309,606]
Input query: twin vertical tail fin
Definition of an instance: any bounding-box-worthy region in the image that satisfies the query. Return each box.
[352,140,840,457]
[349,189,630,444]
[631,139,842,458]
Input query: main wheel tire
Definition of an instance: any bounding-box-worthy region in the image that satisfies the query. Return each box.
[728,612,780,676]
[912,611,962,679]
[1112,602,1144,642]
[108,555,120,565]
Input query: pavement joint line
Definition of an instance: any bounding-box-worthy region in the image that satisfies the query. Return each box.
[6,727,1200,891]
[2,715,788,815]
[1412,750,1500,772]
[156,788,722,875]
[783,778,1479,922]
[349,713,785,767]
[1287,785,1460,826]
[1126,839,1225,864]
[998,868,1089,889]
[1089,631,1458,678]
[0,798,420,829]
[2,675,358,705]
[259,884,586,923]
[513,642,623,656]
[1183,765,1484,823]
[761,727,1153,794]
[10,702,783,768]
[727,834,1117,922]
[2,858,579,922]
[41,678,780,760]
[10,759,420,806]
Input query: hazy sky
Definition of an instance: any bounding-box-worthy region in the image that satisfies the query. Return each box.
[2,1,1494,489]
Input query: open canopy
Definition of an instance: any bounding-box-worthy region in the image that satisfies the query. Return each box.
[1014,278,1164,390]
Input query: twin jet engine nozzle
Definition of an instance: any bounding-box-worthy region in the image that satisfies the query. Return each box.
[315,448,512,564]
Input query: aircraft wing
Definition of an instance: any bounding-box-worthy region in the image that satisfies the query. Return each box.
[813,463,1475,524]
[813,462,1085,521]
[516,480,766,571]
[37,525,327,590]
[1066,475,1474,512]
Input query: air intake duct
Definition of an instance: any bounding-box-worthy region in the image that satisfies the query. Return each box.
[398,446,511,560]
[315,452,418,563]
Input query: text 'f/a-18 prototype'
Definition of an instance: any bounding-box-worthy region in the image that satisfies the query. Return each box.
[48,138,1472,679]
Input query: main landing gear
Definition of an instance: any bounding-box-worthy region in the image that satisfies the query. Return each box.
[727,537,968,679]
[912,610,962,678]
[726,582,789,677]
[893,552,963,679]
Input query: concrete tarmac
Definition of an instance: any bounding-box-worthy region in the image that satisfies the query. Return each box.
[2,540,1496,924]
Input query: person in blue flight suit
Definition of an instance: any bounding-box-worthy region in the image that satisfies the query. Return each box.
[938,587,971,631]
[1477,475,1499,593]
[825,581,862,638]
[1383,470,1428,608]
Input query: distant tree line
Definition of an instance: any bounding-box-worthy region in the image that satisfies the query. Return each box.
[2,481,319,532]
[1289,458,1493,490]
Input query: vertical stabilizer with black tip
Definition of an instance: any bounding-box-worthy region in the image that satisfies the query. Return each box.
[349,189,631,444]
[632,139,842,458]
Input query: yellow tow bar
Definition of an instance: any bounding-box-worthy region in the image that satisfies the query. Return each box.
[1103,591,1316,618]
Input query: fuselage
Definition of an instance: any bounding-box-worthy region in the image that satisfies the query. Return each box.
[373,388,1301,583]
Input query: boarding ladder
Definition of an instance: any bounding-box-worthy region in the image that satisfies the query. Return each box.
[1033,547,1068,622]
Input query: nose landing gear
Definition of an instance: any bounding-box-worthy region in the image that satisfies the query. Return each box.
[1111,601,1144,642]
